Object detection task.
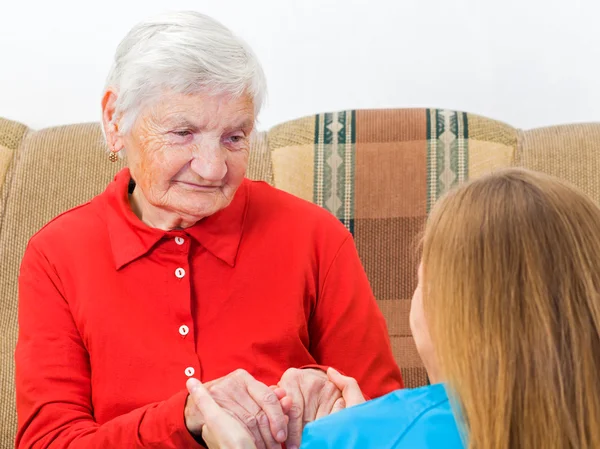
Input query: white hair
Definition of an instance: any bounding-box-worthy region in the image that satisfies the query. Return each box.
[104,11,267,134]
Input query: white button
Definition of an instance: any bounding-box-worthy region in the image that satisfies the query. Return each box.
[175,268,186,278]
[179,325,189,336]
[185,367,195,377]
[175,237,185,245]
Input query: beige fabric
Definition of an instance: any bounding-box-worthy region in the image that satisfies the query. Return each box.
[0,118,28,151]
[271,144,315,202]
[247,131,273,184]
[467,114,517,147]
[0,144,14,219]
[268,115,316,148]
[0,145,13,187]
[517,124,600,205]
[0,119,29,228]
[468,141,515,178]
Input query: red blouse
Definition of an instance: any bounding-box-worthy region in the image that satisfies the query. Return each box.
[15,168,403,448]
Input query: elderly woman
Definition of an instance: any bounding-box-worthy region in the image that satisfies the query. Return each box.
[193,169,600,449]
[14,11,403,449]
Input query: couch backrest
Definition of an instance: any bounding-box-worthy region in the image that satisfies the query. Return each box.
[267,108,519,388]
[517,123,600,203]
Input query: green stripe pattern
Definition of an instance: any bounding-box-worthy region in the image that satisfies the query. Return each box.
[426,109,469,212]
[314,111,356,233]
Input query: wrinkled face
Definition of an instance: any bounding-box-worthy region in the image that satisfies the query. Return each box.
[122,91,255,223]
[410,263,440,383]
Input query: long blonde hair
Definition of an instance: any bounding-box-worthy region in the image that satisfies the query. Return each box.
[422,168,600,449]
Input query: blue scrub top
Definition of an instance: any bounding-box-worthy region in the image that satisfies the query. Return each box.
[300,383,464,448]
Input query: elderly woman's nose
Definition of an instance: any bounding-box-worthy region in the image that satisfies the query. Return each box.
[190,145,227,181]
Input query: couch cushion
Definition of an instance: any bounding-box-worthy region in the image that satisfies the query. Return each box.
[269,108,518,388]
[517,123,600,205]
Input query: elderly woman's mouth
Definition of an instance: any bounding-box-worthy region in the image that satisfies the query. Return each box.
[173,180,221,191]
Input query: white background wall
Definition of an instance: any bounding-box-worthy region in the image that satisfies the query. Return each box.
[0,0,598,131]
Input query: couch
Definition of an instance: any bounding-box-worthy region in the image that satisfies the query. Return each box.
[1,108,599,447]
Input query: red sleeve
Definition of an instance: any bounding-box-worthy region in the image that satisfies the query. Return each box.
[306,235,404,399]
[15,242,204,449]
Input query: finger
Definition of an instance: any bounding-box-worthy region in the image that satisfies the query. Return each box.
[208,377,267,449]
[244,375,288,444]
[228,374,283,449]
[279,395,293,415]
[331,397,346,414]
[272,387,287,400]
[188,378,261,449]
[278,383,303,449]
[314,381,342,420]
[186,378,223,422]
[200,424,217,449]
[326,368,366,407]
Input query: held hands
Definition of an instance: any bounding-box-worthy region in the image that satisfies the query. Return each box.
[275,368,345,449]
[184,369,291,449]
[325,367,366,407]
[186,377,257,449]
[185,367,365,449]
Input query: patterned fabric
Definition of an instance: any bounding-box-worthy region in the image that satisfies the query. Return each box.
[270,108,519,388]
[313,111,355,232]
[426,110,468,211]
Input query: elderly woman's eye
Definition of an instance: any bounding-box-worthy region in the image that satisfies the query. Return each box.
[173,130,192,137]
[228,135,244,143]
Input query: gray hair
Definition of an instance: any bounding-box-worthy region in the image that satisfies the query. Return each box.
[104,11,267,134]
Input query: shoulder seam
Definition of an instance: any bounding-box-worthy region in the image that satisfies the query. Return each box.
[29,201,93,242]
[317,232,353,298]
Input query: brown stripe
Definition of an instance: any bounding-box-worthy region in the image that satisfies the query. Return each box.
[355,109,427,143]
[355,141,427,218]
[401,367,429,389]
[389,336,424,369]
[355,216,424,300]
[377,299,413,337]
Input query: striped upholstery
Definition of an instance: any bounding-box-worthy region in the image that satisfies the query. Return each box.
[269,109,518,387]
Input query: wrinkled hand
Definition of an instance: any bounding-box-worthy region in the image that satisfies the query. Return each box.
[326,367,366,408]
[277,368,344,449]
[184,369,290,449]
[186,378,257,449]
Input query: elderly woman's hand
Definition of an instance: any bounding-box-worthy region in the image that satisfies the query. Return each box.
[277,368,345,449]
[185,369,289,449]
[186,377,257,449]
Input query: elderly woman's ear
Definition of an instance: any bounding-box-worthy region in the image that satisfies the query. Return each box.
[101,89,125,154]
